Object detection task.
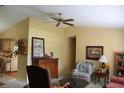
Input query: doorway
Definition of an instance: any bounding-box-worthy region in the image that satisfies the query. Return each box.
[0,39,18,78]
[69,36,76,71]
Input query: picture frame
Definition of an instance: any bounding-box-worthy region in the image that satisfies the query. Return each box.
[32,37,45,59]
[86,46,103,60]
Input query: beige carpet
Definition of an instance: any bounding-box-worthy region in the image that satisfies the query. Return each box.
[0,74,27,88]
[0,74,103,88]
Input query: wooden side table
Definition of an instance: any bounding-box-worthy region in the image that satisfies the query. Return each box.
[93,71,109,86]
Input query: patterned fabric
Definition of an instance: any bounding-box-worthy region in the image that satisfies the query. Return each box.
[78,63,88,73]
[106,76,124,88]
[72,61,94,82]
[111,76,124,85]
[106,82,124,88]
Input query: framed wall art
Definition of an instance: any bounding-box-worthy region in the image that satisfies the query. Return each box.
[32,37,45,59]
[86,46,103,60]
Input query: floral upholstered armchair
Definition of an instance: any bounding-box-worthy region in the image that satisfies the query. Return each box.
[72,60,94,82]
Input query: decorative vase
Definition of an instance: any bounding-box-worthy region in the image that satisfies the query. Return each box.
[50,52,53,58]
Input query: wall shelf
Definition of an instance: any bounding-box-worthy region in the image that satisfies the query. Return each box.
[115,52,124,76]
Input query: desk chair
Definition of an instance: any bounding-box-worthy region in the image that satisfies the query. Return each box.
[26,66,50,88]
[26,66,70,88]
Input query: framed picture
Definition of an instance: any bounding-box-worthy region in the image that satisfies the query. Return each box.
[32,37,45,59]
[86,46,103,60]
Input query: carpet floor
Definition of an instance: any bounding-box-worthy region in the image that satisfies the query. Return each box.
[0,74,27,88]
[0,74,103,88]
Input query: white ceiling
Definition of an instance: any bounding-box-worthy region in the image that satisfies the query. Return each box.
[0,5,124,32]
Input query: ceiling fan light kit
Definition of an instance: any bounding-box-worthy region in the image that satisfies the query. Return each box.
[50,13,74,27]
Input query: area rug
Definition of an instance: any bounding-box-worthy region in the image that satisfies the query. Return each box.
[59,77,89,88]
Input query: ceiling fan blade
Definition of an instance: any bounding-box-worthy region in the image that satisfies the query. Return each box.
[63,19,74,22]
[63,22,74,26]
[56,22,61,27]
[50,17,58,21]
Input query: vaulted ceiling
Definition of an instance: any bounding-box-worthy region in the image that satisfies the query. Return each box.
[0,5,124,32]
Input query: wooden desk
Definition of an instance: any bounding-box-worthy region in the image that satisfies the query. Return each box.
[93,71,109,86]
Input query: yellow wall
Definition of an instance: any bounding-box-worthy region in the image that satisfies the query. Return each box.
[28,18,66,77]
[64,26,124,77]
[1,17,124,80]
[0,18,29,81]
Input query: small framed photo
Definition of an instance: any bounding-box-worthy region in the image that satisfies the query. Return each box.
[86,46,103,60]
[32,37,45,59]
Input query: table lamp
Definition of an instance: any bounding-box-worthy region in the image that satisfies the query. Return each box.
[99,55,108,69]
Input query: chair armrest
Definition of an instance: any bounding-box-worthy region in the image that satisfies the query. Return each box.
[73,69,78,73]
[111,76,124,85]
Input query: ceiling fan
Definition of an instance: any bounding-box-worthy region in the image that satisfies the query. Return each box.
[50,13,74,27]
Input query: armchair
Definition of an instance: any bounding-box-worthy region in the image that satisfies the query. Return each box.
[72,60,94,82]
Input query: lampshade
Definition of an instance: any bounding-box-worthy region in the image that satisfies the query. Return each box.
[99,55,108,63]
